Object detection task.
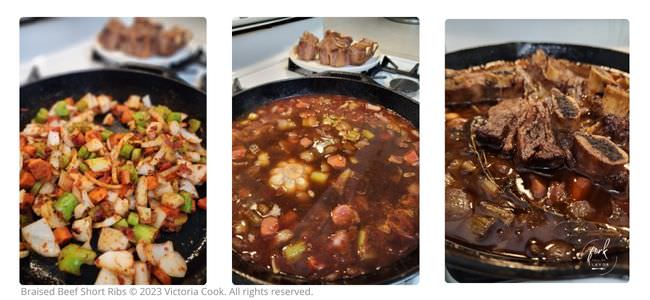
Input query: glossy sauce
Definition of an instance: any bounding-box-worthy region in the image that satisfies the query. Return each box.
[445,103,629,262]
[233,95,419,281]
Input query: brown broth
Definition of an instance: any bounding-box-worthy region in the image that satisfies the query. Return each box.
[445,104,629,261]
[232,95,419,281]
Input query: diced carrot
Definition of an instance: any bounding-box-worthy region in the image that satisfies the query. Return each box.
[197,197,207,210]
[88,187,108,203]
[300,137,312,148]
[146,175,159,190]
[109,133,125,147]
[22,144,36,157]
[85,130,101,141]
[19,136,26,148]
[27,159,52,181]
[120,109,134,123]
[279,211,299,229]
[163,171,178,182]
[295,101,310,109]
[160,205,180,218]
[112,104,127,117]
[118,169,131,185]
[53,226,72,245]
[152,266,172,285]
[144,147,157,156]
[47,116,61,124]
[21,192,35,208]
[307,256,326,270]
[19,171,36,189]
[72,132,86,147]
[570,176,592,201]
[327,154,347,169]
[529,175,547,199]
[232,145,247,160]
[260,217,279,237]
[118,185,129,198]
[403,149,419,165]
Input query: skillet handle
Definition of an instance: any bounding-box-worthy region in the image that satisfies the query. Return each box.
[120,63,182,81]
[317,70,379,86]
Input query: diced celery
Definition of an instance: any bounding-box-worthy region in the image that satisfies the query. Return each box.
[30,181,42,194]
[75,98,88,111]
[113,218,128,229]
[119,143,134,159]
[180,191,193,213]
[131,148,142,161]
[77,146,89,159]
[58,244,96,276]
[54,193,78,221]
[78,162,89,173]
[34,108,49,124]
[54,101,69,118]
[361,129,375,140]
[282,240,307,263]
[310,171,329,184]
[100,130,113,141]
[188,119,201,133]
[133,224,157,243]
[166,112,182,123]
[127,212,139,226]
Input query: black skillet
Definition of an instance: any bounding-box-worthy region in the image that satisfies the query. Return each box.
[20,69,207,284]
[232,76,419,285]
[445,42,629,282]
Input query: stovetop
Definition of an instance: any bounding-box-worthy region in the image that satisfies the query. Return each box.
[20,38,206,91]
[232,52,419,101]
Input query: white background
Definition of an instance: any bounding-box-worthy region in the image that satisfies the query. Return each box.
[3,0,649,299]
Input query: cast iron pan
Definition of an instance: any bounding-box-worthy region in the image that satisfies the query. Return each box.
[445,42,629,282]
[20,69,207,285]
[232,76,419,284]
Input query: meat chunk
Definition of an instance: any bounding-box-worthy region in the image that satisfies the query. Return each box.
[296,31,319,61]
[476,98,565,168]
[318,30,352,67]
[573,132,628,187]
[98,18,126,50]
[386,209,416,239]
[515,99,565,168]
[475,98,525,152]
[156,26,192,56]
[445,63,523,103]
[601,114,629,145]
[349,38,378,66]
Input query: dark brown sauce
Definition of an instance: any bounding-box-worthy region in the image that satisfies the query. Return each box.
[233,95,419,281]
[445,103,629,262]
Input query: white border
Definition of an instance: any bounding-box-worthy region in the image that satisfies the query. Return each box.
[1,0,649,299]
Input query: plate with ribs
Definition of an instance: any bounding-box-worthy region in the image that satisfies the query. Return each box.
[94,17,199,68]
[290,30,381,73]
[444,43,629,281]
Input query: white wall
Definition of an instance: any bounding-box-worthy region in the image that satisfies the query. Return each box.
[446,19,629,53]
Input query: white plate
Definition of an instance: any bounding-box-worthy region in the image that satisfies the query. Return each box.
[93,39,199,68]
[289,47,381,74]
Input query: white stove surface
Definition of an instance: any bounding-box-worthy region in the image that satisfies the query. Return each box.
[19,39,205,89]
[232,51,419,101]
